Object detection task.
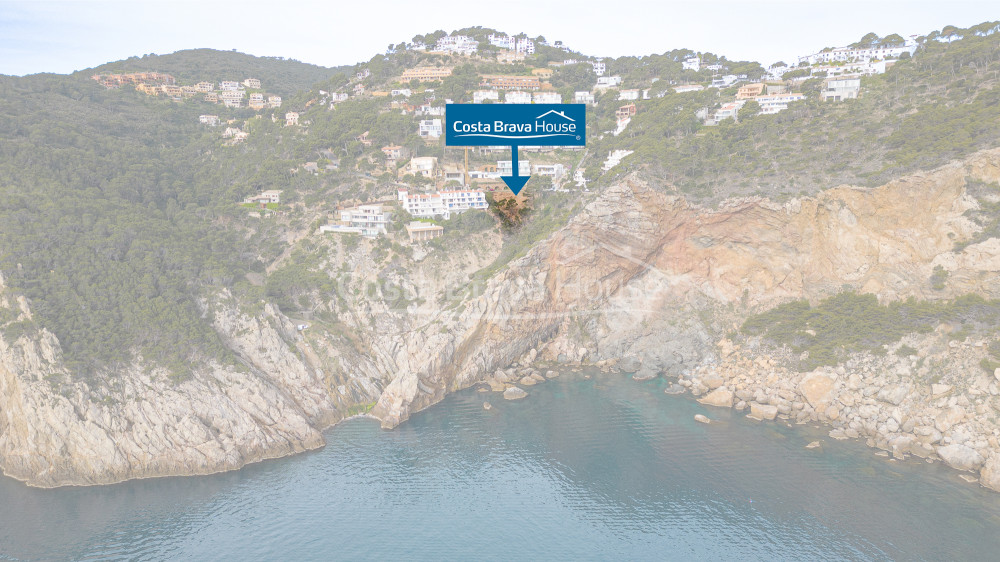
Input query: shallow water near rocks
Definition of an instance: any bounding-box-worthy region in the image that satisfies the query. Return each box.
[3,370,1000,560]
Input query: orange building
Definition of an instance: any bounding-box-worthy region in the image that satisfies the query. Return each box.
[479,75,541,90]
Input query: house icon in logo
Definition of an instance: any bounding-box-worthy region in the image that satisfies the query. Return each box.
[535,109,575,122]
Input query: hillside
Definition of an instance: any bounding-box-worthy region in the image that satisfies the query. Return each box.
[3,22,1000,488]
[85,48,343,96]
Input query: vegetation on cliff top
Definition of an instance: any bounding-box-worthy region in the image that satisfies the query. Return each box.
[741,292,1000,371]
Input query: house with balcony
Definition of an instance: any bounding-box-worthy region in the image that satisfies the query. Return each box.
[533,92,562,104]
[418,119,443,139]
[736,83,765,99]
[504,91,532,104]
[401,67,454,82]
[574,91,596,104]
[595,75,623,89]
[498,159,531,176]
[473,90,500,103]
[405,222,444,242]
[397,189,487,220]
[616,104,637,122]
[243,190,282,204]
[285,112,300,126]
[243,78,261,89]
[755,93,806,114]
[618,89,640,101]
[533,163,566,180]
[199,115,220,126]
[380,145,407,161]
[434,35,478,56]
[480,75,541,91]
[402,156,438,178]
[268,96,282,108]
[822,77,861,101]
[591,61,606,76]
[320,204,392,238]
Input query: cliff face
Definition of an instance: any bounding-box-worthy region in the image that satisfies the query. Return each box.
[3,148,1000,487]
[374,148,1000,427]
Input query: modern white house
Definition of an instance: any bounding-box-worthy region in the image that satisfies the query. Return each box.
[591,61,606,76]
[671,84,703,95]
[268,96,282,108]
[391,88,413,97]
[710,75,739,88]
[618,89,640,101]
[199,115,220,126]
[596,76,623,89]
[219,81,241,91]
[821,77,862,101]
[504,91,532,104]
[434,35,478,55]
[321,204,393,238]
[418,119,443,139]
[574,91,596,104]
[533,92,562,104]
[498,160,531,176]
[533,163,566,180]
[243,190,282,204]
[711,100,747,123]
[682,56,700,71]
[416,104,445,116]
[397,189,488,220]
[473,90,500,103]
[488,34,535,54]
[755,93,806,114]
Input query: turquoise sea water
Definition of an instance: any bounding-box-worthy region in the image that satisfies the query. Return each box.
[3,370,1000,560]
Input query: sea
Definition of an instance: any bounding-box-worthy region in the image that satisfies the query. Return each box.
[3,370,1000,561]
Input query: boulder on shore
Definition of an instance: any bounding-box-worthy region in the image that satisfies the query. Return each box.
[503,387,528,401]
[936,443,984,471]
[698,387,734,408]
[749,402,778,421]
[980,454,1000,492]
[694,414,711,424]
[799,373,836,409]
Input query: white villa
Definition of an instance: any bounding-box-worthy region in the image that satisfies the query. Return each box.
[321,204,393,238]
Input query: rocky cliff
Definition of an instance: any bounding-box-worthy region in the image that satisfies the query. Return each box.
[3,148,1000,488]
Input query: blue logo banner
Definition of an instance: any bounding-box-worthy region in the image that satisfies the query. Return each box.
[445,103,586,147]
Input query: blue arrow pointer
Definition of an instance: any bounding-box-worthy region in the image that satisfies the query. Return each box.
[502,144,529,195]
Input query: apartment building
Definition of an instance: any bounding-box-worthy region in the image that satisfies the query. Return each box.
[401,67,454,82]
[480,75,541,90]
[397,189,488,220]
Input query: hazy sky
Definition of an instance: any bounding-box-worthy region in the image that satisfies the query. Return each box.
[1,0,996,76]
